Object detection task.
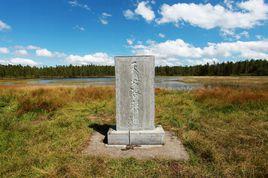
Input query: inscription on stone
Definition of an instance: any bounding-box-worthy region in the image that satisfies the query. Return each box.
[129,61,141,129]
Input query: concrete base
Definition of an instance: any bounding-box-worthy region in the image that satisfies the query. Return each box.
[107,125,165,145]
[83,131,189,160]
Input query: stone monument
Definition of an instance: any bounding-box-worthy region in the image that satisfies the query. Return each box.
[108,56,165,145]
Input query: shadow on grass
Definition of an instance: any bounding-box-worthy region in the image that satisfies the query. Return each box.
[88,123,115,144]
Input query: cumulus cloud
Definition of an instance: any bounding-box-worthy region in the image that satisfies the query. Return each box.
[14,49,28,56]
[35,48,66,58]
[124,1,155,22]
[224,0,234,10]
[0,47,9,54]
[135,1,155,22]
[123,9,137,20]
[0,58,38,66]
[12,45,65,58]
[0,20,11,31]
[157,0,268,30]
[66,52,113,65]
[129,39,268,66]
[36,48,53,57]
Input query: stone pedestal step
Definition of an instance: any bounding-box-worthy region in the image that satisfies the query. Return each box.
[108,125,165,145]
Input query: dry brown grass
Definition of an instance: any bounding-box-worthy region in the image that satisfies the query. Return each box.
[194,87,268,105]
[11,86,115,115]
[181,76,268,84]
[73,87,114,102]
[17,88,70,115]
[180,76,268,90]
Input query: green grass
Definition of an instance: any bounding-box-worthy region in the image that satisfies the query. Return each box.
[0,86,267,177]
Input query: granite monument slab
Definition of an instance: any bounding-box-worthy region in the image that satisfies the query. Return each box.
[108,56,165,145]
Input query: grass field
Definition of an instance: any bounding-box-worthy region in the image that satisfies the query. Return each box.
[0,84,267,177]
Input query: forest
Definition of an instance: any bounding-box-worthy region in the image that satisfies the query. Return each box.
[0,59,267,78]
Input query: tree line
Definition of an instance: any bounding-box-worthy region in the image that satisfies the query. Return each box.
[0,59,267,78]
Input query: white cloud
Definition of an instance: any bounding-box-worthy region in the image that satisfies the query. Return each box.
[0,47,9,54]
[158,33,165,38]
[127,39,134,45]
[27,45,41,50]
[10,58,38,66]
[0,20,11,31]
[36,48,53,57]
[68,0,90,11]
[73,25,85,31]
[12,45,65,58]
[129,39,268,66]
[123,9,137,20]
[0,58,38,66]
[35,48,66,58]
[99,12,112,25]
[220,29,249,40]
[224,0,234,10]
[14,49,28,56]
[53,52,66,58]
[14,45,41,50]
[0,60,8,65]
[157,0,268,30]
[99,19,108,25]
[135,1,155,22]
[102,12,111,17]
[66,52,113,65]
[123,1,155,22]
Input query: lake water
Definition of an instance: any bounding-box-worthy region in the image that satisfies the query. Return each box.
[0,77,203,90]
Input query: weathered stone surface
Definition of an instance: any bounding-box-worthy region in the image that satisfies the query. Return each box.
[130,125,165,145]
[108,56,165,145]
[108,125,165,145]
[115,56,155,131]
[107,129,129,145]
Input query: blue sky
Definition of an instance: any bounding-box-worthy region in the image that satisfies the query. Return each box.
[0,0,267,66]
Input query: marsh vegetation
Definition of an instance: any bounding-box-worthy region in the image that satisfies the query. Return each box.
[0,82,267,177]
